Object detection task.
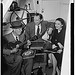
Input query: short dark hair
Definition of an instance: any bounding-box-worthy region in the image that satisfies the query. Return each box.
[34,13,43,20]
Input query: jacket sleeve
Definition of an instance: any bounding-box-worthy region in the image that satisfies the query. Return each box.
[3,36,11,55]
[3,49,11,55]
[51,30,59,46]
[51,28,66,47]
[25,24,31,40]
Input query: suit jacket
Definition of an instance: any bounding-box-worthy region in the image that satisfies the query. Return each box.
[3,32,25,64]
[51,27,66,46]
[25,21,50,41]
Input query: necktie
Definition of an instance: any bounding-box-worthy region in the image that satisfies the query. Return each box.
[16,36,19,41]
[48,35,52,41]
[37,25,40,37]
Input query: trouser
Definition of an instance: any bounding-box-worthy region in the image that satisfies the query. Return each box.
[22,58,33,75]
[4,55,22,75]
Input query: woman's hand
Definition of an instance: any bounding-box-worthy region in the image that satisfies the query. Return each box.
[27,40,31,46]
[57,49,62,54]
[57,42,63,49]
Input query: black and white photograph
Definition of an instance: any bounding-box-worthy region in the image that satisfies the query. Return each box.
[1,0,72,75]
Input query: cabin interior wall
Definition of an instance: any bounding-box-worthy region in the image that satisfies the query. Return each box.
[3,0,69,23]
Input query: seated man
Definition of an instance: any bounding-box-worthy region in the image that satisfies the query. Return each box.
[3,21,33,75]
[25,13,51,46]
[25,13,59,75]
[25,13,51,75]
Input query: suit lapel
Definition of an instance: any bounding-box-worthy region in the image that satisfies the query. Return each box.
[41,22,46,34]
[19,32,25,42]
[30,22,35,37]
[33,23,35,36]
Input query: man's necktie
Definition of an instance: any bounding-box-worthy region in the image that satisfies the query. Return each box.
[37,25,40,37]
[16,36,19,41]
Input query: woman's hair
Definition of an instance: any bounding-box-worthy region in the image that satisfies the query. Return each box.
[56,18,66,29]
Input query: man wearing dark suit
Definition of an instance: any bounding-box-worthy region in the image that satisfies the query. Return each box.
[25,13,52,75]
[25,13,50,44]
[3,21,33,75]
[3,21,23,75]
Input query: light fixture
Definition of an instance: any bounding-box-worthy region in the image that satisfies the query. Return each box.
[9,1,20,11]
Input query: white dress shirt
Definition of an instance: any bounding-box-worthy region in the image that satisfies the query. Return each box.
[35,24,41,35]
[12,32,19,41]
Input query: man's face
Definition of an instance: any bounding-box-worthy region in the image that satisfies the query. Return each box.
[14,28,22,35]
[34,16,41,25]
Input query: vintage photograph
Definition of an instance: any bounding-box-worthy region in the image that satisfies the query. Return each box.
[2,0,70,75]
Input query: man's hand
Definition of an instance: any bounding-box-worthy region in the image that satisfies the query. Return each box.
[11,48,18,53]
[27,40,31,46]
[52,44,57,49]
[16,44,19,48]
[26,40,31,48]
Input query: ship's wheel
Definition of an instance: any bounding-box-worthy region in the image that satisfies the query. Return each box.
[10,7,31,28]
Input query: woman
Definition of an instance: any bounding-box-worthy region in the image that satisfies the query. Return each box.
[51,18,66,74]
[42,22,59,75]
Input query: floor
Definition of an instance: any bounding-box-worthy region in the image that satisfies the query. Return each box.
[32,63,53,75]
[2,64,53,75]
[2,54,53,75]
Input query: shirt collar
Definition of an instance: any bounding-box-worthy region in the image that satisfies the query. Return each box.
[35,23,41,26]
[12,32,19,40]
